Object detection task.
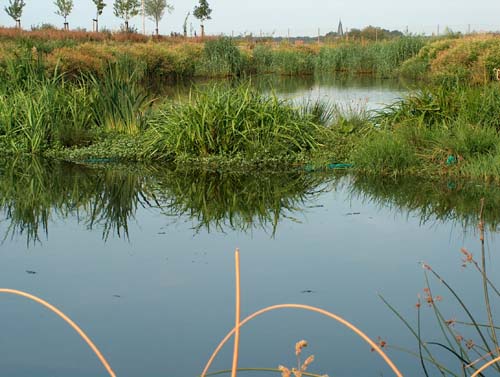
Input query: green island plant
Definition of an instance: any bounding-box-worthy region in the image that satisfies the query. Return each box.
[142,83,328,162]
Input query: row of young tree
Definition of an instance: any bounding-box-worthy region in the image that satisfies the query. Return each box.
[3,0,212,36]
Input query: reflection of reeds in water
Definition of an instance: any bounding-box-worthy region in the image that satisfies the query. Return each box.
[348,175,500,230]
[0,158,334,244]
[0,158,153,244]
[151,168,333,234]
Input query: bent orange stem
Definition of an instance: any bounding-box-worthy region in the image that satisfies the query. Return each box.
[201,304,403,377]
[0,288,116,377]
[471,355,500,377]
[231,249,241,377]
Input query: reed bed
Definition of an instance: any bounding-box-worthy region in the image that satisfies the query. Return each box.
[143,83,328,161]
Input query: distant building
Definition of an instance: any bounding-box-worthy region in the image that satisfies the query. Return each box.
[337,19,344,37]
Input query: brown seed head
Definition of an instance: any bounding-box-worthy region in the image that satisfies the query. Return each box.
[279,365,291,377]
[301,355,315,372]
[295,340,308,357]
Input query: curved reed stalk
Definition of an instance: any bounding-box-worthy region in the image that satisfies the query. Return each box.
[231,249,241,377]
[201,303,403,377]
[0,288,116,377]
[471,355,500,377]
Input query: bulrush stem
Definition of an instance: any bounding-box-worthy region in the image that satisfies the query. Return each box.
[231,249,241,377]
[201,304,403,377]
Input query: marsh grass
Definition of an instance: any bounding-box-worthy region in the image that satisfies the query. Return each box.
[143,83,327,161]
[86,59,153,134]
[199,37,247,77]
[316,37,425,77]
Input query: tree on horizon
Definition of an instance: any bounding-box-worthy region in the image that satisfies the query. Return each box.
[144,0,173,36]
[91,0,106,32]
[54,0,74,30]
[193,0,211,38]
[4,0,26,28]
[113,0,140,32]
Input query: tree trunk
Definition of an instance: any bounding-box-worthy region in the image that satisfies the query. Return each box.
[125,20,129,32]
[201,24,205,38]
[96,13,99,32]
[156,19,159,36]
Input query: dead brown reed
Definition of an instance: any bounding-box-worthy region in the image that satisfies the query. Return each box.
[201,250,403,377]
[231,249,241,377]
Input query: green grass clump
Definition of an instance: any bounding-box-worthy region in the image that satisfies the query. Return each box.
[143,83,326,161]
[198,37,248,77]
[351,129,420,175]
[316,37,425,77]
[86,59,153,135]
[0,53,154,154]
[399,34,500,84]
[252,44,316,75]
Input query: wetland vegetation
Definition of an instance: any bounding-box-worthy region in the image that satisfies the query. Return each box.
[1,29,500,181]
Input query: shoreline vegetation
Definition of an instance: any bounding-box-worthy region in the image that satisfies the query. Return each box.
[2,29,500,181]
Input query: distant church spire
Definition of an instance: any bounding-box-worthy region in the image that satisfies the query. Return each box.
[337,19,344,36]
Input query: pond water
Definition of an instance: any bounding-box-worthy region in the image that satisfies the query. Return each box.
[165,74,407,111]
[0,78,499,377]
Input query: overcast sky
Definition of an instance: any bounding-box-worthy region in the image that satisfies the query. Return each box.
[1,0,500,37]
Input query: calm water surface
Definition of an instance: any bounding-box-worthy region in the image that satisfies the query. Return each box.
[0,78,498,377]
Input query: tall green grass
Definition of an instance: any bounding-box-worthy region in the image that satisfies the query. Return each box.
[0,53,153,154]
[197,37,248,77]
[143,83,327,161]
[252,44,316,75]
[86,59,152,134]
[316,37,425,77]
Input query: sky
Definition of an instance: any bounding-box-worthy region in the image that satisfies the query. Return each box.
[1,0,500,37]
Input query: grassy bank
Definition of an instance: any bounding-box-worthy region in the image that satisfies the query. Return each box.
[3,37,500,181]
[346,83,500,181]
[400,34,500,84]
[0,28,429,80]
[2,28,500,83]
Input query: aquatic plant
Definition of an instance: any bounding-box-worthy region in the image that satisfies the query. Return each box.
[86,58,152,134]
[381,200,500,376]
[202,249,403,377]
[143,83,325,161]
[199,37,247,77]
[315,37,425,77]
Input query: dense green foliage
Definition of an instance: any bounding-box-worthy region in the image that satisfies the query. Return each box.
[143,84,326,161]
[1,33,500,181]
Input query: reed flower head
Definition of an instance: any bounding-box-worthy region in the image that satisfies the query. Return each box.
[301,355,315,372]
[466,339,475,350]
[460,248,473,266]
[295,340,308,357]
[279,365,291,377]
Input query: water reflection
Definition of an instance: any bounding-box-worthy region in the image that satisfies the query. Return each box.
[160,73,407,110]
[1,158,499,244]
[0,158,332,243]
[349,174,500,229]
